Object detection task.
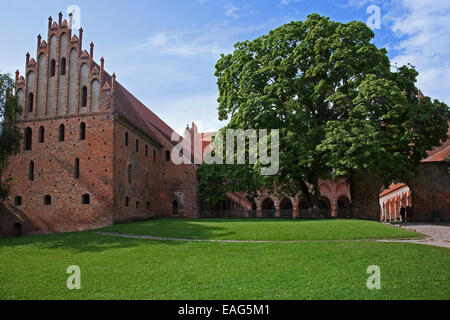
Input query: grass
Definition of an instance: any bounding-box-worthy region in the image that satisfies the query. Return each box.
[98,218,424,241]
[0,219,448,300]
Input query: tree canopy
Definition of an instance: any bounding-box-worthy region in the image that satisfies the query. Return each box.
[198,14,449,210]
[0,72,22,199]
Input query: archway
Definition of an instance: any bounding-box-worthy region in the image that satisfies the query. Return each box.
[13,223,22,237]
[172,200,178,216]
[337,196,351,218]
[318,197,332,218]
[279,198,293,219]
[250,200,257,218]
[261,198,275,218]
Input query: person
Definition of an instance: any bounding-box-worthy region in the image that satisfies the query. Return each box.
[406,205,412,221]
[400,205,406,222]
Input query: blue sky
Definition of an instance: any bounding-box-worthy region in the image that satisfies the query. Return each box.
[1,0,449,134]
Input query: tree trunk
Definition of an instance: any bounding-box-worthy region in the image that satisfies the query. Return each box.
[350,171,384,221]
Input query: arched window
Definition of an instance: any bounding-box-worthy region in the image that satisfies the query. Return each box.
[81,86,88,107]
[50,59,56,77]
[125,197,130,207]
[14,223,22,237]
[28,93,34,112]
[125,132,129,146]
[165,150,170,162]
[80,122,86,140]
[145,145,148,157]
[135,139,139,153]
[153,150,156,161]
[172,200,178,215]
[60,58,66,75]
[24,127,32,151]
[39,126,45,143]
[82,194,90,205]
[127,164,132,184]
[14,196,22,206]
[58,124,65,142]
[44,195,51,205]
[29,161,34,181]
[74,158,80,179]
[136,201,140,209]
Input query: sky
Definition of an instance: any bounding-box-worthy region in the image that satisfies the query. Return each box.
[0,0,449,135]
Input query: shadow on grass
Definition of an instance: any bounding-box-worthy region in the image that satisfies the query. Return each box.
[0,219,236,252]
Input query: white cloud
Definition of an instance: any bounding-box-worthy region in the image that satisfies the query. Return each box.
[280,0,302,6]
[225,4,241,19]
[387,0,450,103]
[347,0,450,104]
[134,22,269,58]
[139,31,227,57]
[155,93,227,135]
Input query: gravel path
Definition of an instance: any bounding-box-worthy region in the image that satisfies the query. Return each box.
[93,225,450,248]
[383,222,450,249]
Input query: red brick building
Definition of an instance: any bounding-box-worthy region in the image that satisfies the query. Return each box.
[0,13,199,238]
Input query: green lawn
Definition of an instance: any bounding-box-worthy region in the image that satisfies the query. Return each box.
[98,219,424,241]
[0,219,448,300]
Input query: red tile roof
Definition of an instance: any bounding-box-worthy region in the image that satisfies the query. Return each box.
[379,183,408,197]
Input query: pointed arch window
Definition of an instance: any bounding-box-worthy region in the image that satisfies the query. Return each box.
[29,161,34,181]
[81,86,88,107]
[27,93,34,113]
[39,126,45,143]
[74,158,80,179]
[125,132,129,146]
[60,58,66,75]
[80,122,86,140]
[58,124,65,142]
[44,195,52,205]
[50,59,56,77]
[15,196,22,206]
[127,164,132,184]
[165,150,170,162]
[82,194,90,205]
[24,127,32,151]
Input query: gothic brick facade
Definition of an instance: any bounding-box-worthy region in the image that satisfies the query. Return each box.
[0,13,199,238]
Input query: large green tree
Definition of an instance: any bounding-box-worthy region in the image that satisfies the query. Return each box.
[199,14,449,214]
[0,72,22,199]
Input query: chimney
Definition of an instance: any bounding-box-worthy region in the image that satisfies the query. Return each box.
[26,52,30,66]
[48,16,52,29]
[58,12,63,26]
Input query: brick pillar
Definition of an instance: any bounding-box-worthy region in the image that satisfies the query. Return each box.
[292,201,298,219]
[331,200,337,217]
[274,200,280,218]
